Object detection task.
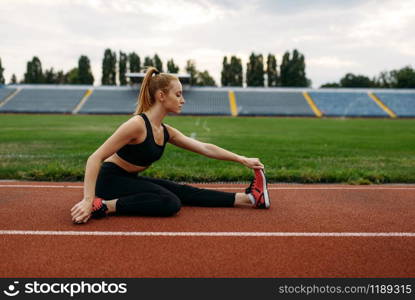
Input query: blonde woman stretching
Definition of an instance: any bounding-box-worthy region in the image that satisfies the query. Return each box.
[71,67,270,224]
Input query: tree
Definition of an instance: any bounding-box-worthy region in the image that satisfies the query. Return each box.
[280,52,290,86]
[185,60,198,86]
[128,52,141,72]
[56,70,66,84]
[78,55,94,84]
[320,82,341,88]
[10,74,17,84]
[340,73,373,87]
[118,51,128,86]
[266,54,278,87]
[153,54,163,72]
[294,50,308,86]
[221,56,230,86]
[167,59,179,73]
[280,49,309,87]
[230,56,243,86]
[328,65,415,88]
[101,49,117,85]
[184,60,215,86]
[0,57,5,84]
[66,68,79,84]
[143,56,154,69]
[197,70,216,86]
[391,66,415,88]
[374,71,393,88]
[24,56,44,83]
[44,68,57,84]
[128,52,141,84]
[246,52,264,87]
[221,56,243,87]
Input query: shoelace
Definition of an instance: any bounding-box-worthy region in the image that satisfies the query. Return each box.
[92,199,103,212]
[246,176,258,193]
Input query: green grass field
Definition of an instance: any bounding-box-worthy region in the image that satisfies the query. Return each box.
[1,114,414,184]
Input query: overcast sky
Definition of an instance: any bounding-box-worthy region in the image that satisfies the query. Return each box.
[1,0,414,88]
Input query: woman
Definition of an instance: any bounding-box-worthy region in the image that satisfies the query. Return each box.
[70,67,270,224]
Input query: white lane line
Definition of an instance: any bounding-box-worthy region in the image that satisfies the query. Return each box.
[0,184,415,190]
[0,230,414,237]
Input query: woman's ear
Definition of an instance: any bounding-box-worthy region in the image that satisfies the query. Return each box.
[159,90,165,102]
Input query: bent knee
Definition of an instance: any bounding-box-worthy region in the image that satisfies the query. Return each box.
[160,195,181,216]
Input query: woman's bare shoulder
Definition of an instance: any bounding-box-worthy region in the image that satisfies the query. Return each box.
[129,114,145,127]
[112,115,146,141]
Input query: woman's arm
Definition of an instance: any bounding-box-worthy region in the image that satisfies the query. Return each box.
[166,125,264,169]
[71,117,145,223]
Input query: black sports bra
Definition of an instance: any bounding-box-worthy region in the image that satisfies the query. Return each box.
[116,113,170,167]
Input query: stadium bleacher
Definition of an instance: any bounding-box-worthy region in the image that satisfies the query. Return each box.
[0,87,16,104]
[308,91,388,117]
[375,92,415,117]
[79,88,138,114]
[235,90,314,116]
[1,85,414,118]
[181,89,230,115]
[0,86,86,113]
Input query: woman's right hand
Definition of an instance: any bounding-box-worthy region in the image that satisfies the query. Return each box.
[70,198,93,224]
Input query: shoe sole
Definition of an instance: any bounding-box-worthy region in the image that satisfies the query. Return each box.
[259,169,270,208]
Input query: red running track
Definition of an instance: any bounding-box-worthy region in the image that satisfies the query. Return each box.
[0,181,414,278]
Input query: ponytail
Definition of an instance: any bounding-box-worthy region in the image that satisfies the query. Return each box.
[134,67,178,115]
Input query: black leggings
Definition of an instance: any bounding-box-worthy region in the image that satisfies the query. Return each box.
[95,162,236,216]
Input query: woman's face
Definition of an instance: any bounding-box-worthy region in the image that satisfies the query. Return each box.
[161,80,185,114]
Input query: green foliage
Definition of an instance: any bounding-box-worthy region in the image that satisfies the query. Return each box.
[246,52,264,87]
[185,60,216,86]
[101,49,117,85]
[10,74,17,84]
[0,57,5,84]
[221,56,243,87]
[66,68,79,84]
[391,66,415,88]
[41,68,68,84]
[118,51,128,86]
[128,52,141,84]
[266,54,279,87]
[167,58,179,73]
[78,55,94,84]
[280,49,309,87]
[340,73,373,87]
[221,56,229,86]
[322,65,415,88]
[143,56,154,69]
[185,60,198,85]
[128,52,141,72]
[153,54,163,72]
[320,82,341,88]
[197,70,216,86]
[24,56,44,83]
[373,71,394,88]
[43,68,56,84]
[56,71,66,84]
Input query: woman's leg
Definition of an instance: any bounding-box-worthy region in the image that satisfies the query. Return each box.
[95,163,181,216]
[98,180,181,217]
[114,191,181,216]
[137,176,251,207]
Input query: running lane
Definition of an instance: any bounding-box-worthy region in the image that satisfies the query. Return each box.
[0,182,414,277]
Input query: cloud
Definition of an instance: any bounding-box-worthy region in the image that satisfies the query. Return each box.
[308,57,359,69]
[1,0,414,87]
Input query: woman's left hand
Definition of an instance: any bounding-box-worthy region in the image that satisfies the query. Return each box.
[240,156,264,169]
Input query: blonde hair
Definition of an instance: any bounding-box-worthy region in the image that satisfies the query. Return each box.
[134,67,178,115]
